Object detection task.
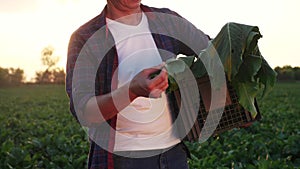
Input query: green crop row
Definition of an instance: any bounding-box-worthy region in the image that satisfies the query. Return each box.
[0,83,299,169]
[0,85,88,169]
[187,82,300,169]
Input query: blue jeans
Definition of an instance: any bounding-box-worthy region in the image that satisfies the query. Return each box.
[113,142,190,169]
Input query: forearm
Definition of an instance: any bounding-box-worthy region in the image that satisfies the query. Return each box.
[83,83,137,124]
[81,64,167,125]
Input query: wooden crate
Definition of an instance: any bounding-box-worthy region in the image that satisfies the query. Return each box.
[174,76,261,142]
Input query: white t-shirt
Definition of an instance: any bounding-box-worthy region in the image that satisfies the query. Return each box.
[106,13,180,151]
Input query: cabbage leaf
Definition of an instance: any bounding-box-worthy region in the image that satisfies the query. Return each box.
[165,22,277,118]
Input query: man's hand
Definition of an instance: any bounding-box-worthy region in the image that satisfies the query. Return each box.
[129,63,169,99]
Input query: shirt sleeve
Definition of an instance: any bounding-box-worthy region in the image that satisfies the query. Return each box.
[66,32,97,127]
[174,12,210,56]
[155,7,210,56]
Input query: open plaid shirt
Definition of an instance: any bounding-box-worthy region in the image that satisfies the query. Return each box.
[66,4,209,169]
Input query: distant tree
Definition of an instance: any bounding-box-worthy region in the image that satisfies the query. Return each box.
[52,68,65,84]
[0,67,24,86]
[35,70,53,84]
[0,67,9,86]
[9,68,24,85]
[293,67,300,81]
[35,46,65,84]
[275,65,298,81]
[41,46,59,70]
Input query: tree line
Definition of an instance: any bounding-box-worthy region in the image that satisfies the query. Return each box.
[0,46,299,87]
[0,67,24,86]
[274,65,300,82]
[0,47,65,87]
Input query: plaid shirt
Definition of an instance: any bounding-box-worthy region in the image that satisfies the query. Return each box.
[66,4,209,169]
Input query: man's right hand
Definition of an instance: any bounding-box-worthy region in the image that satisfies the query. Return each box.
[129,63,169,100]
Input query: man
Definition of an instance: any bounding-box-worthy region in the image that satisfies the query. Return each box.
[66,0,209,168]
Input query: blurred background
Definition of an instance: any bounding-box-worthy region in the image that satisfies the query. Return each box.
[0,0,299,83]
[0,1,299,168]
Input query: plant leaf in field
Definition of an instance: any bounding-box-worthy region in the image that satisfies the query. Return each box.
[234,53,262,83]
[166,76,178,93]
[211,22,262,81]
[165,58,186,77]
[233,81,259,117]
[198,41,226,89]
[178,55,208,79]
[163,22,276,117]
[190,57,207,78]
[207,22,276,115]
[178,55,195,67]
[246,35,261,55]
[244,28,262,57]
[164,58,188,92]
[256,57,277,97]
[232,52,262,117]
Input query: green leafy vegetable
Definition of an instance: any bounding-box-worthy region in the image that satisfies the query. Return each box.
[164,58,190,92]
[255,57,277,97]
[165,22,277,118]
[165,58,187,77]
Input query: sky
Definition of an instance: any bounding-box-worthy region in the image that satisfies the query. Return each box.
[0,0,299,81]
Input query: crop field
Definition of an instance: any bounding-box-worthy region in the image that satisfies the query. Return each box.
[0,83,299,169]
